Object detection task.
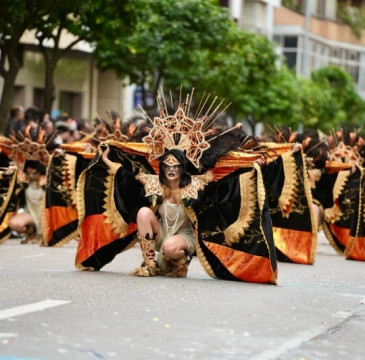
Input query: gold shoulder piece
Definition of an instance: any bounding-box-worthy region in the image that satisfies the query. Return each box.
[135,173,163,197]
[180,171,214,200]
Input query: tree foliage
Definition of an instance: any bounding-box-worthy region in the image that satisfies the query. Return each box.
[0,0,55,132]
[310,66,365,130]
[34,0,94,113]
[90,0,232,108]
[1,0,365,137]
[193,29,301,133]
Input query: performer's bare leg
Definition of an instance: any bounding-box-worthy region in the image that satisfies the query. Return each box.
[312,203,323,229]
[8,213,37,244]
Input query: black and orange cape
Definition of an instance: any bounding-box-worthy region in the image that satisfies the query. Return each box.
[75,142,282,283]
[314,165,365,261]
[42,142,94,247]
[262,148,317,265]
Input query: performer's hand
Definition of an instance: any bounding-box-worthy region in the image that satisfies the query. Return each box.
[54,148,65,157]
[101,143,110,163]
[292,142,302,153]
[84,143,93,153]
[4,166,17,175]
[254,157,266,167]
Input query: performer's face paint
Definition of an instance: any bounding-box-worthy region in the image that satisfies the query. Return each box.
[162,154,183,181]
[25,167,41,182]
[162,163,183,180]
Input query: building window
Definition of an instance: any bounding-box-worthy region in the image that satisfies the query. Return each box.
[317,0,326,18]
[284,52,298,68]
[59,91,82,119]
[284,36,298,48]
[33,88,45,109]
[13,86,25,106]
[283,36,298,69]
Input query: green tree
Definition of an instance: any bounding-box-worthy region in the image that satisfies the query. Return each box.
[311,66,365,129]
[194,28,299,134]
[253,65,301,131]
[0,0,54,132]
[90,0,232,109]
[34,0,93,114]
[296,77,334,131]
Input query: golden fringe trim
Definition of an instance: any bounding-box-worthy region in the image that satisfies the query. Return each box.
[0,171,17,219]
[255,163,266,212]
[103,170,129,236]
[184,206,216,279]
[300,150,318,264]
[256,164,277,284]
[362,172,365,226]
[107,161,122,175]
[345,168,364,259]
[75,167,89,270]
[53,230,79,247]
[0,229,11,245]
[75,262,95,271]
[40,195,48,246]
[223,170,256,245]
[324,170,350,223]
[322,221,344,255]
[279,151,299,217]
[76,168,88,234]
[65,154,78,207]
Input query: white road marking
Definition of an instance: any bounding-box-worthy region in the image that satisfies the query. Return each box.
[44,269,65,272]
[0,300,70,321]
[338,293,365,298]
[21,253,45,259]
[0,333,18,338]
[251,326,326,360]
[253,305,360,360]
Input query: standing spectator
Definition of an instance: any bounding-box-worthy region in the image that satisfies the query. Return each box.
[4,105,25,136]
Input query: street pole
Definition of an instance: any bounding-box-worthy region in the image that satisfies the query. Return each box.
[302,0,311,77]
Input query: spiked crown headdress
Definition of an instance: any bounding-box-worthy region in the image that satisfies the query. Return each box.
[141,89,230,168]
[2,125,57,167]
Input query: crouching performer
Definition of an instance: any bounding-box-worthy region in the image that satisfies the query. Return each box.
[75,90,277,284]
[103,148,196,277]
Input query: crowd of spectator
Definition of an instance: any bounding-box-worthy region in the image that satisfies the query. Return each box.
[4,104,92,143]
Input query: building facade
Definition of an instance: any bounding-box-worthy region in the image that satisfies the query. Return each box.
[274,1,365,98]
[226,0,365,98]
[0,30,136,122]
[4,1,365,124]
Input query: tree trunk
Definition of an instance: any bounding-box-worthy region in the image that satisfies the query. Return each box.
[246,115,256,136]
[43,61,57,115]
[0,63,21,134]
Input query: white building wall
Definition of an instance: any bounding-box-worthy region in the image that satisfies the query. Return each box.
[237,0,281,38]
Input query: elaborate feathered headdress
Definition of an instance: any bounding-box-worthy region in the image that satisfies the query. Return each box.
[328,130,364,166]
[140,89,230,168]
[1,125,57,167]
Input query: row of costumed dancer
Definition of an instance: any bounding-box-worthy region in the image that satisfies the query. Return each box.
[0,89,364,283]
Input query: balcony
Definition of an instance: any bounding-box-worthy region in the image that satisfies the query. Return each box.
[275,6,365,46]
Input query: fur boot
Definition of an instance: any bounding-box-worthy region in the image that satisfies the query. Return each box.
[129,232,157,277]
